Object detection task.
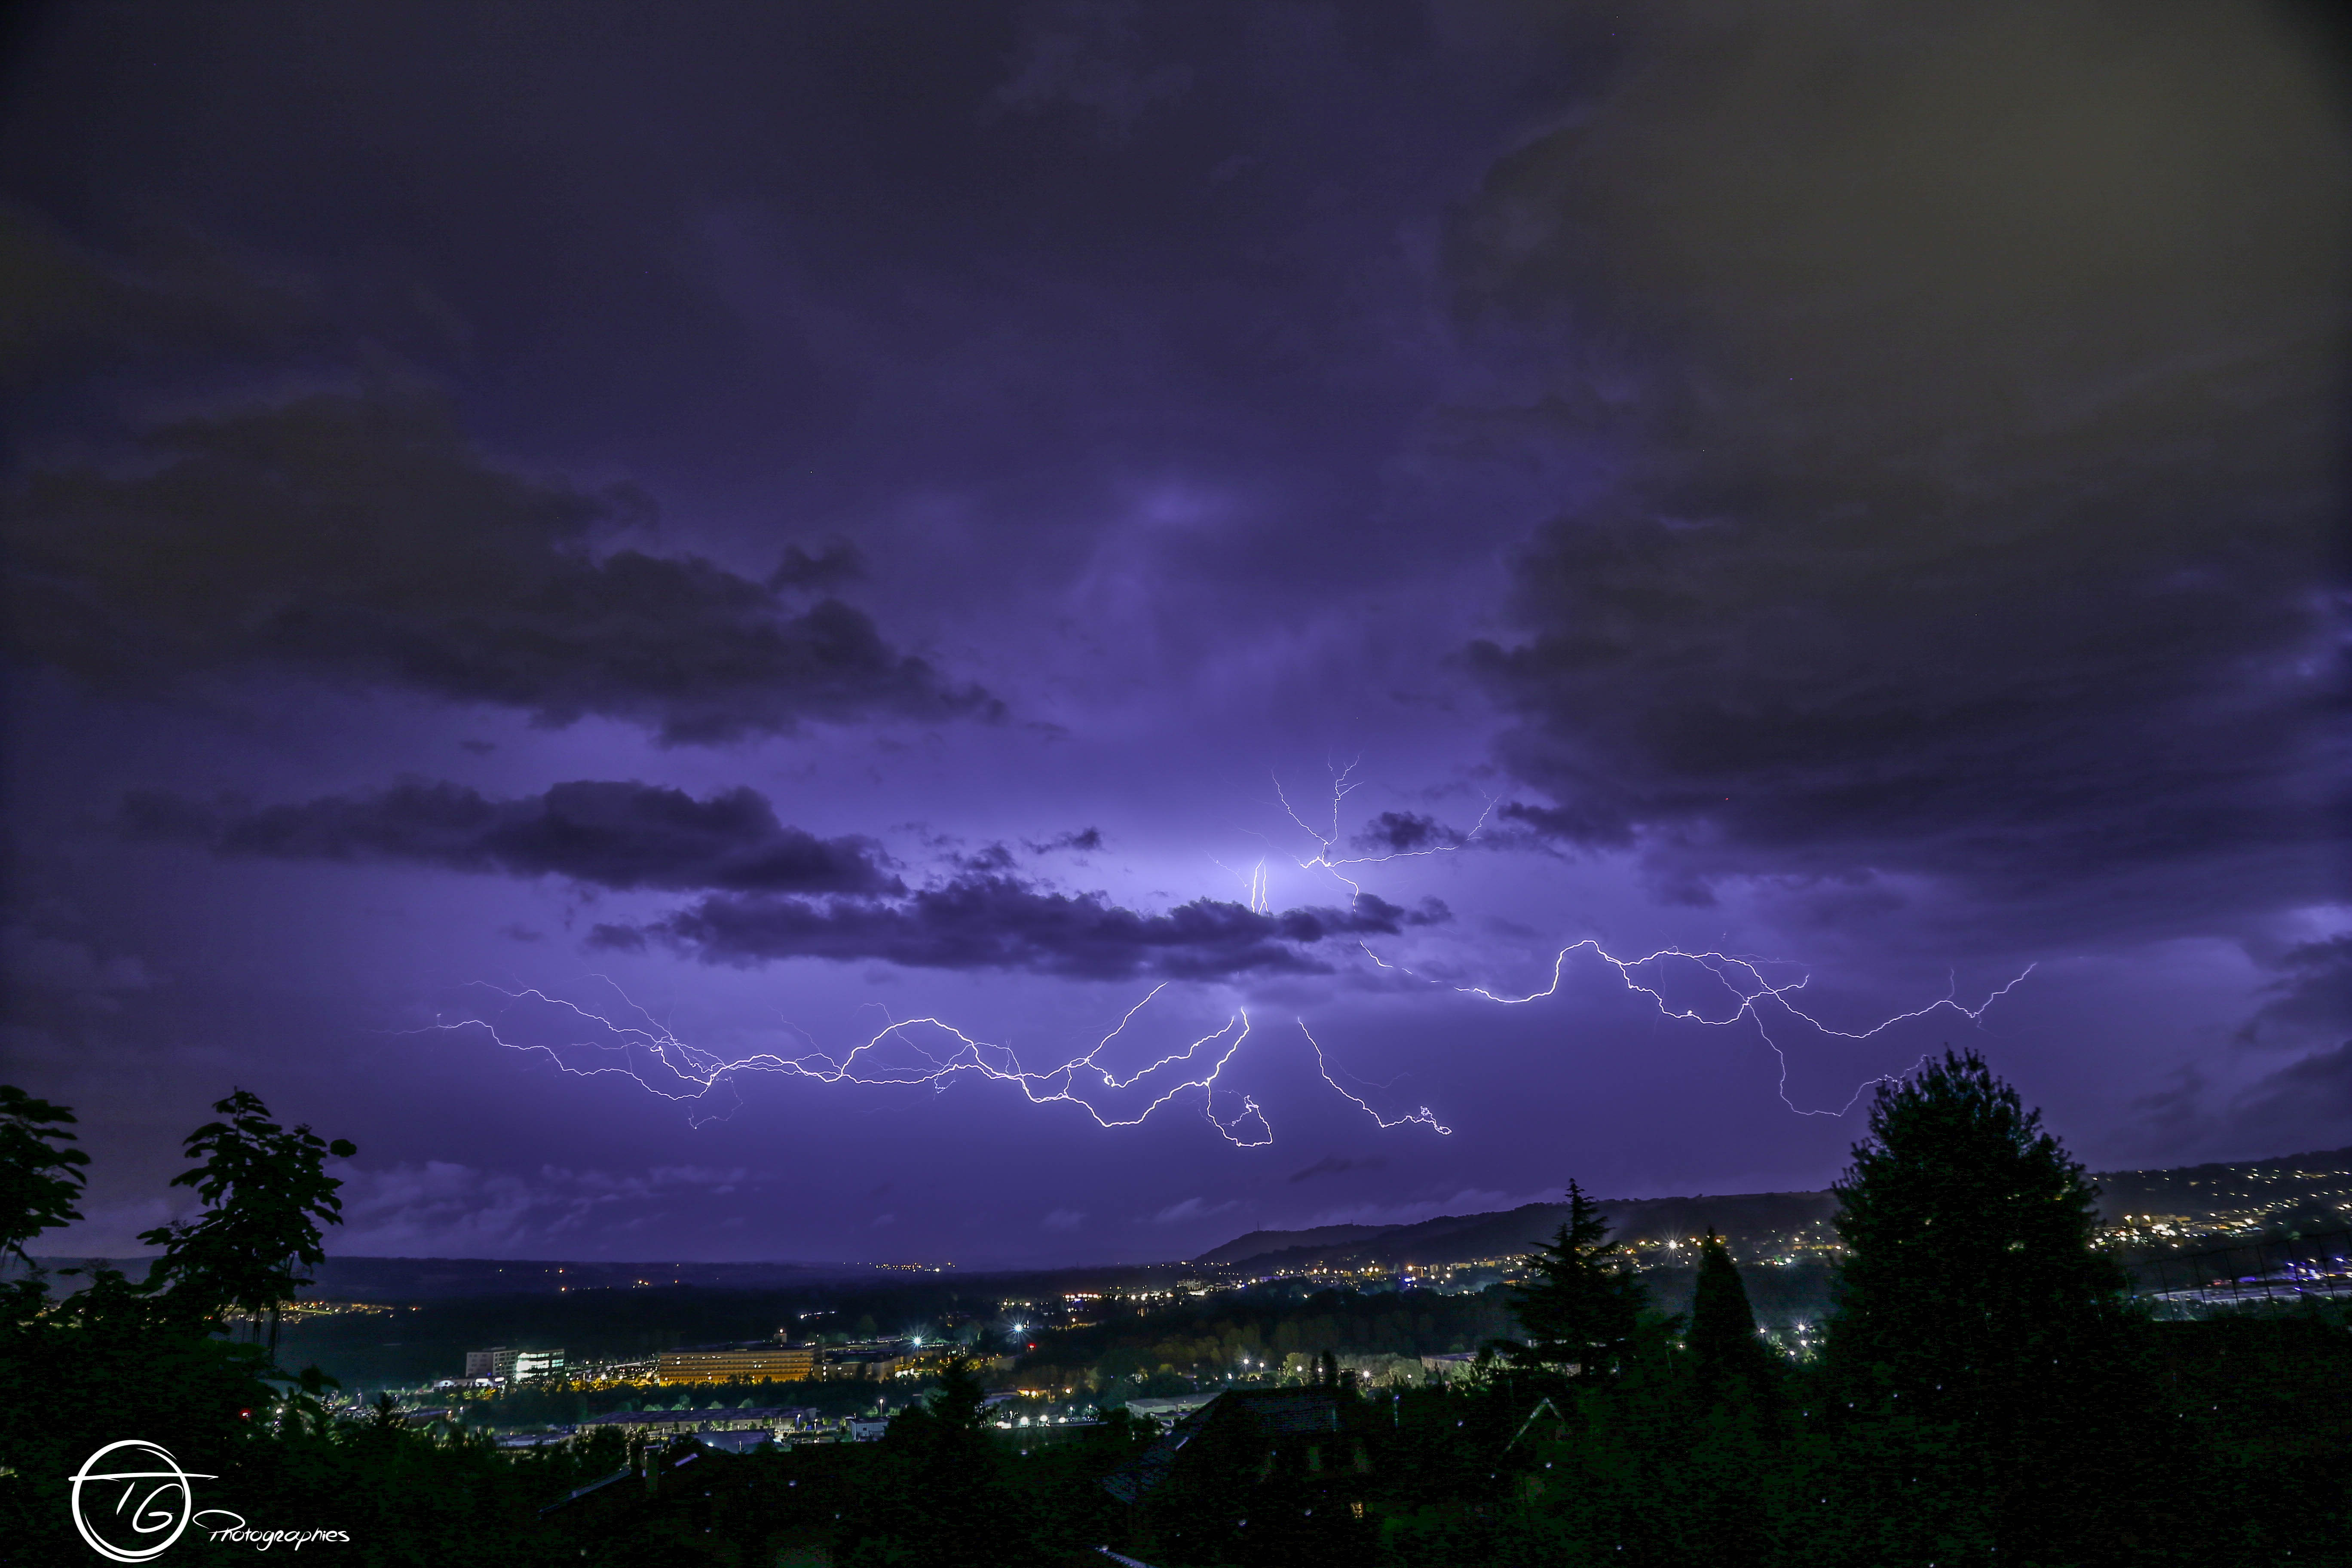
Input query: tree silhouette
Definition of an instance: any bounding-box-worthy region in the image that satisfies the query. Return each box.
[1822,1047,2156,1559]
[1510,1179,1647,1378]
[1687,1228,1777,1402]
[0,1084,88,1272]
[1825,1049,2122,1413]
[138,1088,356,1352]
[926,1348,988,1432]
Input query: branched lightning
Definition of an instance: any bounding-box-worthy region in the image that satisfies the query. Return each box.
[423,980,1293,1144]
[1274,757,1498,904]
[1208,853,1274,914]
[1298,1020,1450,1135]
[1370,935,2035,1117]
[1284,765,2034,1118]
[435,767,2037,1142]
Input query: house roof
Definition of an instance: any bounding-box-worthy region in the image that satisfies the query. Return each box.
[1101,1388,1343,1504]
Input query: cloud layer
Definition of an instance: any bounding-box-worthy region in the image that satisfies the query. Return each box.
[606,882,1448,983]
[1455,3,2349,901]
[127,774,1447,982]
[123,778,902,895]
[6,392,994,743]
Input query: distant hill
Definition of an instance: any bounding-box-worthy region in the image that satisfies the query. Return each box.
[1198,1191,1840,1275]
[1196,1145,2352,1275]
[1191,1224,1398,1267]
[2095,1146,2352,1234]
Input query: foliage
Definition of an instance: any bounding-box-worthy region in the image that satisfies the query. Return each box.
[137,1088,358,1345]
[922,1347,988,1430]
[4,1071,2350,1564]
[840,1350,1042,1567]
[1820,1048,2178,1560]
[0,1084,89,1268]
[1686,1229,1779,1408]
[1825,1049,2125,1397]
[1507,1180,1649,1378]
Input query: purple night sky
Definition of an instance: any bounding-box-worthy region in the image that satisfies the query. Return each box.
[2,2,2346,1268]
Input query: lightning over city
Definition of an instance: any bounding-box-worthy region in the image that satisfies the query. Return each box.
[4,6,2345,1558]
[5,0,2340,1283]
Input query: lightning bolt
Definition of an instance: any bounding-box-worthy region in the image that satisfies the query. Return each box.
[433,767,2037,1142]
[1374,937,2034,1117]
[1274,757,1498,904]
[1290,765,2036,1118]
[422,979,1294,1145]
[1299,1020,1450,1135]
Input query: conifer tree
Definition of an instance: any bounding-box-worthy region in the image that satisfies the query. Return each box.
[927,1348,988,1432]
[1686,1229,1775,1397]
[1510,1179,1647,1377]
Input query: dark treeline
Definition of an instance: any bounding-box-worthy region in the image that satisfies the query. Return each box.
[5,1057,2351,1565]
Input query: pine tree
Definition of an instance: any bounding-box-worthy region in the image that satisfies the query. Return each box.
[927,1348,988,1431]
[1510,1179,1647,1377]
[1686,1229,1775,1397]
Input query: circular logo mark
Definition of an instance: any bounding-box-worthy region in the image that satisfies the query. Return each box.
[67,1440,215,1563]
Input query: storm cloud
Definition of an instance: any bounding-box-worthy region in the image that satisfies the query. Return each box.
[5,392,994,743]
[2237,935,2352,1050]
[1456,3,2349,900]
[2,2,2344,1261]
[122,778,901,896]
[602,881,1449,983]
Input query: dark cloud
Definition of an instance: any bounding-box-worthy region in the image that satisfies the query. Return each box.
[1025,827,1104,855]
[4,392,996,743]
[766,541,864,592]
[1351,811,1466,854]
[122,778,901,896]
[1455,3,2350,898]
[948,842,1021,874]
[1494,800,1629,852]
[2230,1044,2352,1152]
[0,204,324,391]
[1288,1153,1383,1184]
[603,880,1447,982]
[2237,935,2352,1050]
[986,0,1194,145]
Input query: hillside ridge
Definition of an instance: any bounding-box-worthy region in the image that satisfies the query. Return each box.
[1195,1144,2352,1274]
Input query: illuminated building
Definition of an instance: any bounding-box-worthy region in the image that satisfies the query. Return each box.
[654,1344,821,1384]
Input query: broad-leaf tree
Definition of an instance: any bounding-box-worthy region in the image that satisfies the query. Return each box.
[1823,1048,2123,1410]
[1821,1048,2159,1560]
[138,1088,357,1351]
[0,1083,90,1272]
